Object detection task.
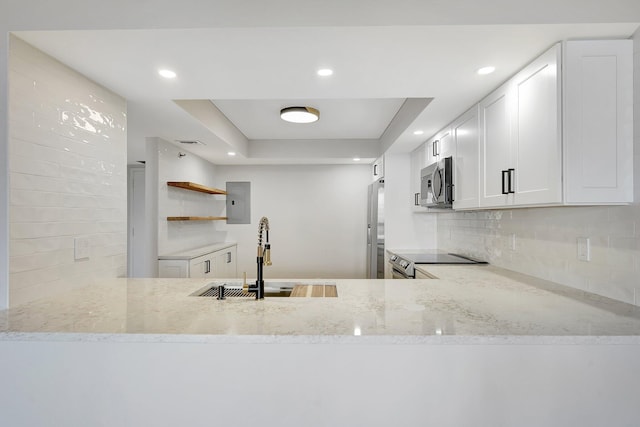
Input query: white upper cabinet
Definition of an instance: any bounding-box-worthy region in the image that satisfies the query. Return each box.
[452,105,480,210]
[426,127,454,166]
[477,40,631,210]
[417,39,632,213]
[510,44,562,206]
[563,40,634,204]
[479,81,513,208]
[480,45,562,208]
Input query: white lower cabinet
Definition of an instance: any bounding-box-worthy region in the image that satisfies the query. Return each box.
[158,244,237,279]
[212,247,237,278]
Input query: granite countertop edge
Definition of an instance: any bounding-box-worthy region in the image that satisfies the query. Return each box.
[2,331,640,345]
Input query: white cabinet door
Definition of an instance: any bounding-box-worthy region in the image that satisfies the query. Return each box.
[158,260,189,278]
[205,245,237,279]
[452,106,480,210]
[563,40,634,204]
[214,247,237,278]
[479,82,512,208]
[426,127,453,165]
[511,44,562,206]
[189,254,208,278]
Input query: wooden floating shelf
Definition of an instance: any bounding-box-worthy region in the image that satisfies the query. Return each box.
[167,181,227,195]
[167,216,228,221]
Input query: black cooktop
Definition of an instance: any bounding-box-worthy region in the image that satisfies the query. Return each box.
[395,253,487,264]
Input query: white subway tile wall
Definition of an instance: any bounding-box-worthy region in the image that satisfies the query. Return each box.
[437,31,640,306]
[8,36,127,306]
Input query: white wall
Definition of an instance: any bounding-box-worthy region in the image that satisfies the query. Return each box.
[384,154,437,253]
[1,339,639,427]
[215,164,370,279]
[8,36,127,307]
[149,138,227,256]
[436,30,640,306]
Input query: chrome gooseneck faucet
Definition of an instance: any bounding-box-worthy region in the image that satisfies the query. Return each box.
[246,216,271,299]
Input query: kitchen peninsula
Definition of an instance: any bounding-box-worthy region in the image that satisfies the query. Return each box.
[2,265,640,338]
[2,267,640,427]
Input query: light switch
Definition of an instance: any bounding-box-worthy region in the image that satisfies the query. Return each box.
[74,236,90,260]
[577,237,590,262]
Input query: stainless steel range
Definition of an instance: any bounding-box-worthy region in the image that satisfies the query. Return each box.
[388,251,487,279]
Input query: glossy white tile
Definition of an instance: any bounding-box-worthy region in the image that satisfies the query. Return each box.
[8,35,126,306]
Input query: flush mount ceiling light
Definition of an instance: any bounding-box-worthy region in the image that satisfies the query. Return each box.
[280,106,320,124]
[158,69,177,79]
[477,66,496,75]
[413,130,424,135]
[317,68,334,77]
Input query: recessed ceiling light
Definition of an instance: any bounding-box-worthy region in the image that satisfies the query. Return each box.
[227,152,236,156]
[413,130,424,135]
[280,106,320,124]
[158,69,177,79]
[477,66,496,75]
[317,68,333,77]
[353,157,361,162]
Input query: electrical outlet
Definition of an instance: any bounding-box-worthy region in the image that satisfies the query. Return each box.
[74,236,90,260]
[577,237,590,262]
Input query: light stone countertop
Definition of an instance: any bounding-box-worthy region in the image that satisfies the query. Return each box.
[158,242,237,260]
[1,265,640,344]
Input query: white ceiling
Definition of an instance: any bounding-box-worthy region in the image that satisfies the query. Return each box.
[10,1,640,165]
[213,99,405,140]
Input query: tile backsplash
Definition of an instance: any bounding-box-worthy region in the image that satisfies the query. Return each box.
[8,36,127,306]
[437,206,640,305]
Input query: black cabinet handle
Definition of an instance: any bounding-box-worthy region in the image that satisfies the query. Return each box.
[501,170,509,195]
[373,164,378,176]
[508,168,515,194]
[414,192,420,206]
[226,252,232,263]
[205,260,211,274]
[433,140,439,157]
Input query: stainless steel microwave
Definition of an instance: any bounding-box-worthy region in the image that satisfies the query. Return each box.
[420,156,454,208]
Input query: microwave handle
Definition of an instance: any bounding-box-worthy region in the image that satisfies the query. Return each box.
[414,192,420,206]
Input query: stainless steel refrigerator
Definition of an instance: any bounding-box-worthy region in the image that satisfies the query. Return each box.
[366,178,385,279]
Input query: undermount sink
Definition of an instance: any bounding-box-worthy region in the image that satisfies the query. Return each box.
[192,282,295,298]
